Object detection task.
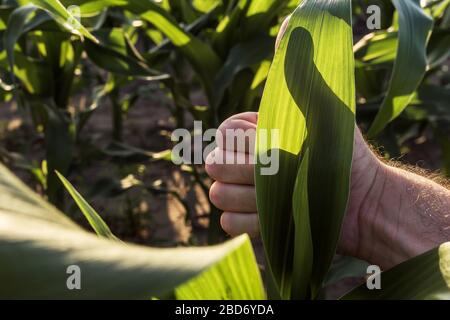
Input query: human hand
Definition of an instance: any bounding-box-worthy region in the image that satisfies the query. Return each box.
[206,17,450,270]
[205,111,383,257]
[205,16,384,253]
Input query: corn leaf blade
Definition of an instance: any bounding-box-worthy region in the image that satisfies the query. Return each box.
[27,0,98,42]
[55,171,119,241]
[0,163,264,299]
[124,0,222,96]
[4,4,37,74]
[341,242,450,300]
[241,0,290,39]
[256,0,355,299]
[85,28,162,77]
[367,0,433,137]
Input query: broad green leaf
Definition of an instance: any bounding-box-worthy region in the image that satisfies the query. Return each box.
[37,0,221,97]
[353,31,398,99]
[4,5,38,75]
[241,0,290,39]
[30,31,83,109]
[13,50,52,95]
[43,102,75,207]
[427,27,450,69]
[213,35,274,113]
[213,0,248,57]
[243,59,271,109]
[0,162,265,299]
[367,0,433,137]
[256,0,355,299]
[147,3,222,57]
[0,160,77,230]
[169,0,201,24]
[290,148,312,299]
[354,31,398,66]
[27,0,98,42]
[59,0,128,15]
[56,171,120,241]
[223,68,254,118]
[124,0,222,97]
[341,242,450,299]
[175,238,265,299]
[429,0,450,19]
[85,28,162,77]
[0,6,14,31]
[192,0,221,13]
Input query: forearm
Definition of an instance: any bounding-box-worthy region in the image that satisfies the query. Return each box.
[357,163,450,269]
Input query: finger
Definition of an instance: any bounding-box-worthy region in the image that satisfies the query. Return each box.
[226,112,258,124]
[209,182,256,213]
[275,16,291,51]
[221,212,259,238]
[217,115,257,154]
[205,148,254,185]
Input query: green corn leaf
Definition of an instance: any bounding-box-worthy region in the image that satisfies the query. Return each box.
[175,238,265,299]
[353,31,398,100]
[255,0,355,299]
[427,27,450,69]
[243,59,271,109]
[0,161,78,230]
[241,0,290,40]
[124,0,222,97]
[55,171,120,241]
[0,6,14,31]
[85,28,162,77]
[59,0,128,15]
[4,4,39,75]
[290,148,313,299]
[213,0,248,57]
[429,0,450,19]
[354,31,398,67]
[213,34,274,113]
[0,162,265,299]
[169,0,201,24]
[43,102,75,208]
[192,0,221,13]
[37,0,221,97]
[341,242,450,300]
[13,50,53,95]
[367,0,433,137]
[27,0,98,42]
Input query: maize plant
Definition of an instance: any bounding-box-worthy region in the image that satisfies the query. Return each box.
[0,0,168,208]
[0,0,449,300]
[0,0,298,240]
[255,0,450,299]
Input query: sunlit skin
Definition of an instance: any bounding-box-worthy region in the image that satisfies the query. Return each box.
[205,18,450,270]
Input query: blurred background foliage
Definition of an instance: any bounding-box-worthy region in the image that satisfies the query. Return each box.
[0,0,449,250]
